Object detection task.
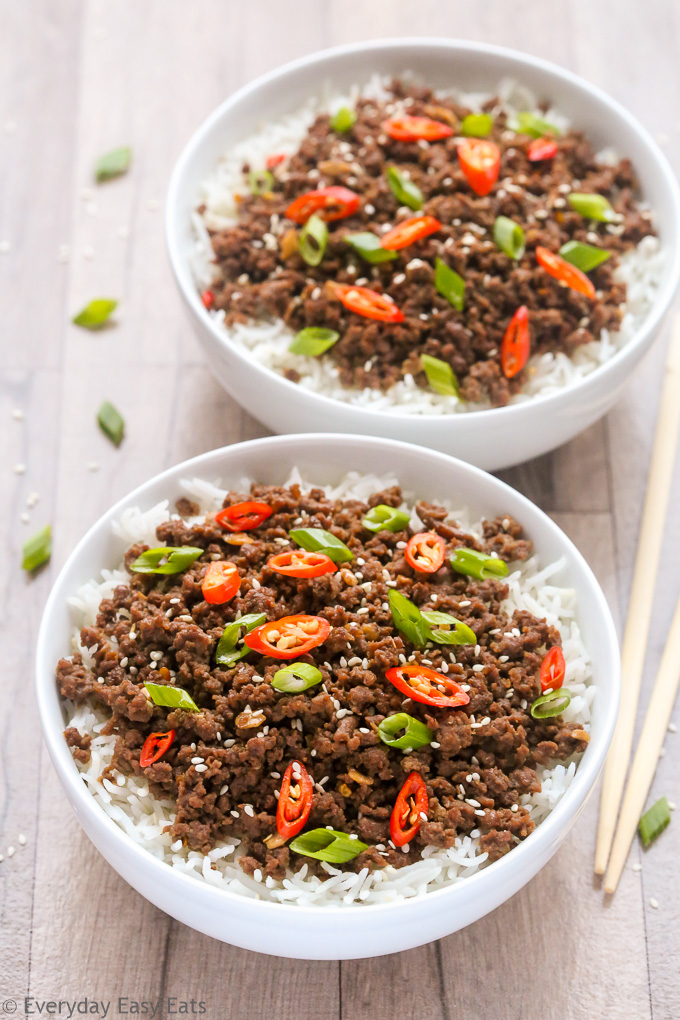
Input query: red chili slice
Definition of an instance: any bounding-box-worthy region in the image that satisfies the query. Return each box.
[382,116,453,142]
[333,283,405,323]
[380,216,442,251]
[527,137,558,162]
[276,760,314,840]
[216,501,273,532]
[390,771,428,847]
[265,153,286,170]
[457,138,501,196]
[244,614,331,659]
[268,550,337,578]
[385,664,471,709]
[540,646,566,693]
[201,290,214,309]
[139,730,175,768]
[501,305,531,379]
[202,561,240,604]
[285,186,360,224]
[404,532,446,573]
[535,246,596,299]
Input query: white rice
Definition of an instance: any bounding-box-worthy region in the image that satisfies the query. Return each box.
[190,75,662,415]
[62,470,594,906]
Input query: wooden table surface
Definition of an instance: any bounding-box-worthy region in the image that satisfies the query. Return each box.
[2,2,679,1017]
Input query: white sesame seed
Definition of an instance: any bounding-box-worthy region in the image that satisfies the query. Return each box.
[18,834,26,846]
[430,741,441,749]
[20,512,30,524]
[230,810,239,817]
[169,597,180,605]
[194,763,208,773]
[191,756,204,765]
[11,408,24,421]
[668,722,677,733]
[253,868,263,882]
[251,578,261,590]
[13,463,26,475]
[631,861,642,872]
[650,897,659,909]
[7,847,15,858]
[474,809,485,817]
[244,804,255,817]
[87,461,100,472]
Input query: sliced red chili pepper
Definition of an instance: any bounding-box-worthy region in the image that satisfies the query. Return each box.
[457,138,501,196]
[216,501,273,532]
[244,614,331,659]
[385,664,471,709]
[382,116,453,142]
[501,305,531,379]
[139,729,175,768]
[380,216,442,251]
[404,532,446,573]
[535,246,596,299]
[268,549,337,578]
[276,760,314,840]
[527,137,558,162]
[285,186,360,224]
[202,561,240,604]
[265,153,286,170]
[390,771,428,847]
[540,646,566,693]
[201,290,214,309]
[333,283,404,323]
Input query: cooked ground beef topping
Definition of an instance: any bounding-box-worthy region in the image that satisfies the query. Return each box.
[58,483,589,877]
[202,79,654,407]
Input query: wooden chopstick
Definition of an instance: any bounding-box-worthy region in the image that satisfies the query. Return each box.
[604,593,680,893]
[594,316,680,876]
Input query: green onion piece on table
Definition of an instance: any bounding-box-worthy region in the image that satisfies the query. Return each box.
[72,299,118,330]
[345,232,399,264]
[385,166,424,211]
[97,401,125,446]
[361,504,411,533]
[559,240,611,273]
[460,113,494,137]
[422,610,476,645]
[494,216,525,259]
[130,546,203,575]
[298,213,328,267]
[434,257,465,311]
[216,613,266,667]
[567,193,616,222]
[290,828,368,862]
[515,112,560,138]
[530,687,572,719]
[638,796,671,848]
[271,662,323,693]
[95,146,132,182]
[144,681,199,712]
[378,712,434,750]
[288,327,340,357]
[421,354,461,397]
[248,168,274,195]
[450,548,509,580]
[22,524,51,572]
[330,107,357,133]
[289,527,353,563]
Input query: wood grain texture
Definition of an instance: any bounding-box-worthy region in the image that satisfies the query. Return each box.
[1,1,679,1017]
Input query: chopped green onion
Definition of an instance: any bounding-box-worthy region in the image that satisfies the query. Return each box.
[388,590,432,648]
[422,610,476,645]
[289,527,353,564]
[22,524,51,572]
[72,299,118,330]
[494,216,525,260]
[559,240,611,273]
[385,166,424,211]
[289,828,368,863]
[638,797,671,848]
[97,401,125,446]
[95,146,132,182]
[515,112,560,138]
[298,213,328,267]
[567,192,617,222]
[216,613,266,667]
[530,688,572,719]
[271,661,323,693]
[288,327,340,357]
[421,354,460,398]
[434,257,465,311]
[144,681,199,712]
[450,548,509,580]
[330,107,357,133]
[361,504,411,533]
[460,113,494,137]
[130,546,203,575]
[378,712,433,751]
[248,168,274,195]
[345,232,399,264]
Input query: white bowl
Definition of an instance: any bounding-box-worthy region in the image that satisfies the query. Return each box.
[37,434,619,959]
[166,38,680,472]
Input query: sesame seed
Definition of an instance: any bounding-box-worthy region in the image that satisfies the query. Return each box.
[650,898,659,909]
[13,463,26,475]
[253,869,263,882]
[474,809,485,817]
[430,741,440,749]
[668,722,677,733]
[7,847,15,857]
[18,834,26,846]
[230,810,239,818]
[191,756,204,765]
[244,805,255,817]
[511,804,519,813]
[631,862,642,872]
[87,461,100,472]
[194,763,208,773]
[219,784,229,795]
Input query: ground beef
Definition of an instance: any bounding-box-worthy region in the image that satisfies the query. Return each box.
[201,80,654,407]
[64,726,92,764]
[57,483,589,877]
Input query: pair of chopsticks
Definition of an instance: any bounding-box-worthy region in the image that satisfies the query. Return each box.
[594,316,680,892]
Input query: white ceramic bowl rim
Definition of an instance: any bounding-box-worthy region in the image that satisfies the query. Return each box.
[166,37,680,425]
[36,433,619,919]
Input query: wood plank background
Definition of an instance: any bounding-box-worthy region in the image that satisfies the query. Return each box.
[1,2,679,1017]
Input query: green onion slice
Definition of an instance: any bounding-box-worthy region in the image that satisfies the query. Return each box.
[271,661,323,693]
[130,546,203,575]
[345,231,399,264]
[97,401,125,446]
[288,327,340,357]
[330,107,357,133]
[388,590,432,649]
[530,688,572,719]
[421,354,461,398]
[567,192,617,222]
[144,681,199,712]
[434,257,465,311]
[72,299,118,330]
[460,113,494,137]
[422,610,476,645]
[515,112,560,138]
[450,548,509,580]
[248,168,274,195]
[362,504,411,533]
[22,524,51,572]
[638,796,671,848]
[298,213,328,267]
[95,146,132,182]
[289,527,353,564]
[378,712,434,751]
[494,216,525,260]
[385,166,424,211]
[559,240,611,273]
[289,828,368,863]
[216,613,266,667]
